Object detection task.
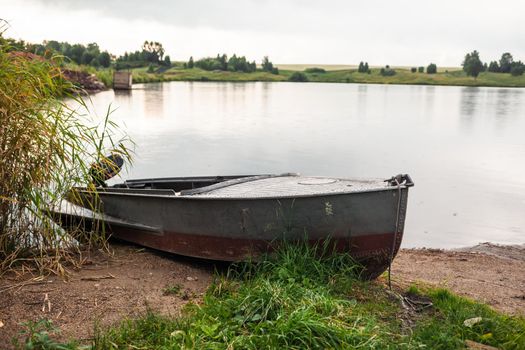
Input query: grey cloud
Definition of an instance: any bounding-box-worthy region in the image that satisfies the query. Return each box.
[9,0,525,65]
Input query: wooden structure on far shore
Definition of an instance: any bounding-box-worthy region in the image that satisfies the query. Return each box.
[113,71,132,90]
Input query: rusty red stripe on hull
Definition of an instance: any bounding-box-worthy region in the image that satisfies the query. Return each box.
[51,211,402,279]
[110,226,402,279]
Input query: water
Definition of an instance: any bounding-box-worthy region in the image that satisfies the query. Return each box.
[86,81,525,248]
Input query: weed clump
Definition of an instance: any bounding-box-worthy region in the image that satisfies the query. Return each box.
[0,24,131,275]
[92,243,525,349]
[94,243,406,349]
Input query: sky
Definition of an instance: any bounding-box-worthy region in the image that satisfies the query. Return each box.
[1,0,524,66]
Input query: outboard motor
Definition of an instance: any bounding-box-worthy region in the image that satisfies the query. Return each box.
[90,153,124,187]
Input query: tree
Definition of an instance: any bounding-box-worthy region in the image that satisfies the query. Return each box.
[499,52,513,73]
[261,56,278,74]
[228,54,238,71]
[142,41,165,63]
[81,51,94,65]
[380,65,396,76]
[98,51,111,68]
[262,56,273,72]
[418,66,424,73]
[218,54,227,70]
[26,43,45,55]
[90,57,100,68]
[289,72,308,82]
[426,63,437,74]
[462,50,484,78]
[44,40,61,52]
[86,42,100,59]
[163,55,171,67]
[488,61,499,72]
[249,61,257,72]
[69,44,85,64]
[411,67,417,73]
[510,61,525,76]
[188,56,194,68]
[358,61,369,73]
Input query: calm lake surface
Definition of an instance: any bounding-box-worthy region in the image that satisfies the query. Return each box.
[86,81,525,248]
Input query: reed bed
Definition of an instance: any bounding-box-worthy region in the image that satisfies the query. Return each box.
[0,24,131,275]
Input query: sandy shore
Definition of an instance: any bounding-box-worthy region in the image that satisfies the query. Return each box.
[392,243,525,315]
[0,242,523,348]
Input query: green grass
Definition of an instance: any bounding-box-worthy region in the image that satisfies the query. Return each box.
[412,287,525,349]
[14,242,518,349]
[300,68,525,87]
[276,64,462,73]
[275,64,358,71]
[109,66,525,88]
[163,283,183,296]
[132,67,287,84]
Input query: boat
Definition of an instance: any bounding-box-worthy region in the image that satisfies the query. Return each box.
[51,172,414,279]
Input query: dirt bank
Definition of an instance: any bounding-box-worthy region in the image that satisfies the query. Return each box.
[62,69,107,93]
[392,243,525,315]
[0,243,214,348]
[0,242,523,348]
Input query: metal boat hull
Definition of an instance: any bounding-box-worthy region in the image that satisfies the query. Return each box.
[53,175,411,279]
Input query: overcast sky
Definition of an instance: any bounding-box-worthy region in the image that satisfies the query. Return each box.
[2,0,524,66]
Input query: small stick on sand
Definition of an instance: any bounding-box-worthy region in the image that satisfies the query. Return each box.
[42,293,51,313]
[80,273,115,281]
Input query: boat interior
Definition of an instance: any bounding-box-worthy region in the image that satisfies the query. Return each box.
[115,175,255,191]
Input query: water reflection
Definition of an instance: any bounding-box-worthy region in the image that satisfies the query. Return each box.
[114,89,132,97]
[93,81,525,249]
[495,89,512,117]
[356,84,368,116]
[460,87,480,116]
[424,86,435,114]
[143,83,165,119]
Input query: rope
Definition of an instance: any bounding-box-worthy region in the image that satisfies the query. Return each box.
[388,176,403,290]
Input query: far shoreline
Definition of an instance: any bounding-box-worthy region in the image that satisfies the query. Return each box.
[81,65,525,91]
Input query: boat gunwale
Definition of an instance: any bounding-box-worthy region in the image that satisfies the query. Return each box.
[71,183,409,201]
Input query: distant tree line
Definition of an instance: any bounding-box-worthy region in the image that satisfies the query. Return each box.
[463,51,524,78]
[4,35,524,79]
[0,38,112,67]
[409,64,436,74]
[0,37,173,70]
[116,41,171,70]
[189,54,256,73]
[485,52,524,76]
[357,61,438,75]
[185,54,278,74]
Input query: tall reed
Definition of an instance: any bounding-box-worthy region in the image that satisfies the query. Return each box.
[0,23,131,275]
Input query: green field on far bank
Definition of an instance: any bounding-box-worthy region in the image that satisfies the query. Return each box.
[276,64,462,73]
[91,65,525,88]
